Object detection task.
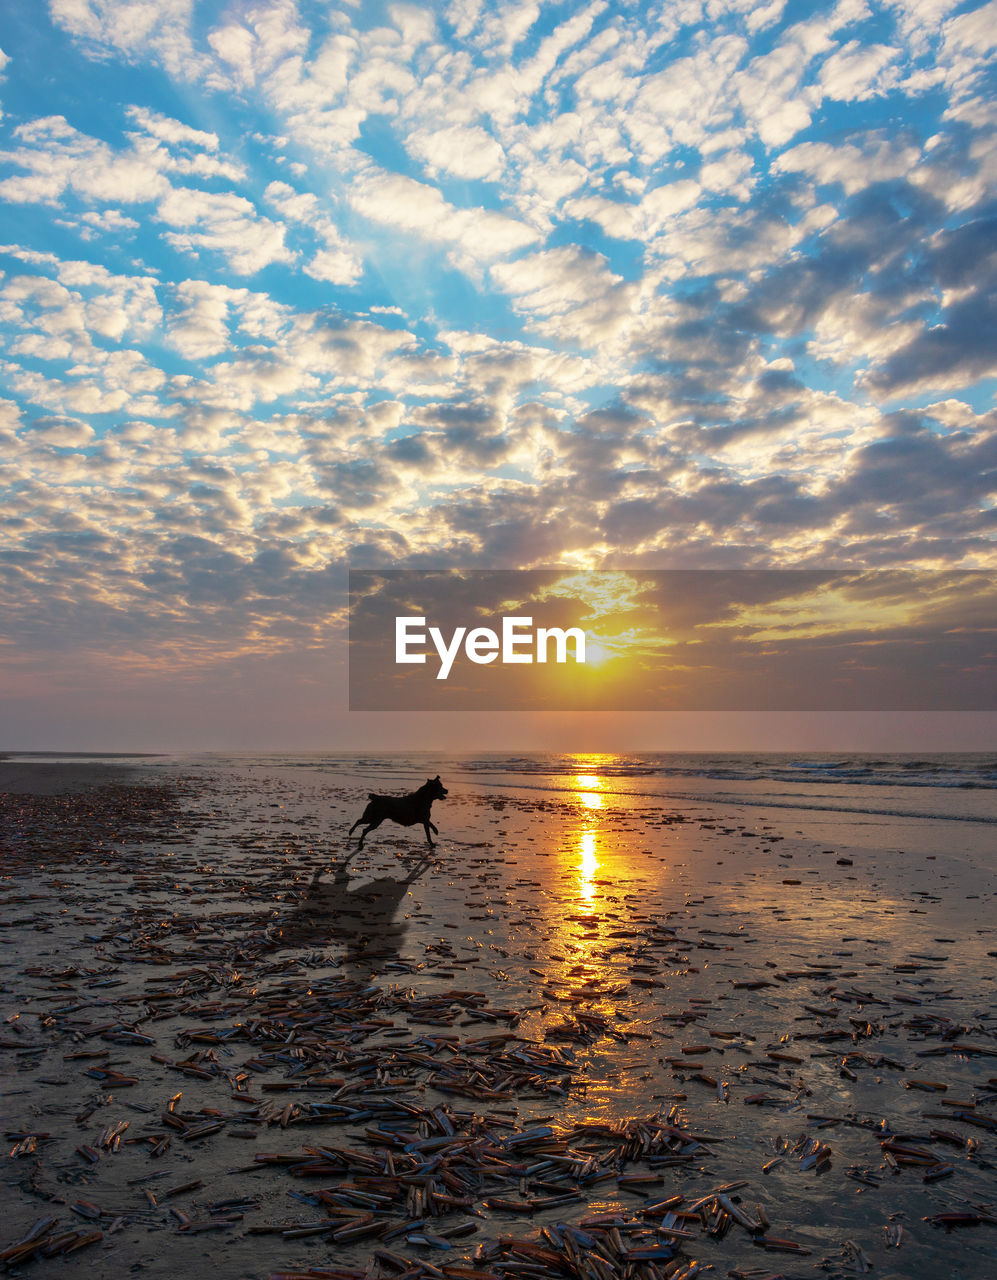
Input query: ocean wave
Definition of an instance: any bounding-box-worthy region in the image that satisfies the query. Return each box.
[451,753,997,791]
[453,774,997,824]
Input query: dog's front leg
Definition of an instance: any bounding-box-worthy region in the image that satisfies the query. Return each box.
[423,821,436,847]
[429,821,438,835]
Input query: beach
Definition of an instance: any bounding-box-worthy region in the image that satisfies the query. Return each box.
[2,754,996,1280]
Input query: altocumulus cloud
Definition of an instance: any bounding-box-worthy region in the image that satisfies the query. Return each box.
[0,0,993,701]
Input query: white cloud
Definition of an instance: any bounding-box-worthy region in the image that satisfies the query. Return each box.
[491,245,637,347]
[539,3,613,86]
[126,106,218,151]
[263,180,364,285]
[81,209,140,232]
[743,0,789,33]
[166,279,295,361]
[264,179,321,224]
[646,199,837,280]
[699,148,756,200]
[886,0,963,55]
[157,188,295,275]
[160,302,419,413]
[205,0,309,89]
[775,135,922,195]
[0,116,170,205]
[48,0,204,78]
[22,417,95,447]
[55,208,142,241]
[733,46,821,149]
[168,281,239,359]
[567,179,703,243]
[407,123,506,181]
[57,260,161,339]
[479,1,540,59]
[287,312,416,381]
[820,40,899,101]
[941,1,997,70]
[349,168,539,263]
[808,288,926,367]
[389,4,437,52]
[305,241,364,286]
[4,359,155,416]
[447,0,485,42]
[0,107,251,222]
[1,260,161,346]
[629,35,747,162]
[195,352,319,411]
[521,157,591,210]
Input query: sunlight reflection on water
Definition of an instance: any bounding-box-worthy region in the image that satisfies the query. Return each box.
[573,772,605,903]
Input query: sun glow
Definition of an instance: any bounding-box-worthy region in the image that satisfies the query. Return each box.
[584,634,611,665]
[572,771,605,900]
[574,775,604,811]
[578,829,598,902]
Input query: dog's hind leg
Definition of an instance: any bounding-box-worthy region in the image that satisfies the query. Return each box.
[349,802,376,837]
[357,819,382,850]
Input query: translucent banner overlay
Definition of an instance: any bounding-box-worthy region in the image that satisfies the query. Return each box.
[349,569,996,712]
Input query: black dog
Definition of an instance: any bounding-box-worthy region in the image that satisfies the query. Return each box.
[349,776,448,849]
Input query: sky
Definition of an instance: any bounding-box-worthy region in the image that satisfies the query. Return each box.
[0,0,994,752]
[349,568,996,711]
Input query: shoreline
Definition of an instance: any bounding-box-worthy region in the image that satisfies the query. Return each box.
[1,762,995,1279]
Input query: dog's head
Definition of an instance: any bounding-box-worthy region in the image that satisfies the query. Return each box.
[425,775,448,800]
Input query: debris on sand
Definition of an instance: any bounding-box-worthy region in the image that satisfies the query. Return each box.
[2,769,996,1280]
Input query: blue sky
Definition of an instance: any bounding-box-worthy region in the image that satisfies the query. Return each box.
[0,0,994,749]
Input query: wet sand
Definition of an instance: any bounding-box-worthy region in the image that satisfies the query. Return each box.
[2,762,996,1279]
[0,760,159,796]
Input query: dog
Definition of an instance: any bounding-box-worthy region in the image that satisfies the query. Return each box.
[349,776,448,850]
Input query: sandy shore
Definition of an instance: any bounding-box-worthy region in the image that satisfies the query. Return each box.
[2,761,996,1280]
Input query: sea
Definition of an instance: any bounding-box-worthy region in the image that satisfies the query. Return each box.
[6,749,996,831]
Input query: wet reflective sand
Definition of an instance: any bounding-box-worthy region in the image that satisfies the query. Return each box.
[2,760,995,1279]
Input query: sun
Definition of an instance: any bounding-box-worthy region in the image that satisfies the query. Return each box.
[584,633,611,665]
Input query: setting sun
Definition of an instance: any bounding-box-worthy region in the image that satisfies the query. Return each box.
[584,634,611,665]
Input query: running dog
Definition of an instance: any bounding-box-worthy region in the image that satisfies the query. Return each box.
[349,776,448,849]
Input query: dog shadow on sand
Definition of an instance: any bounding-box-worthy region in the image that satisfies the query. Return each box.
[261,849,434,977]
